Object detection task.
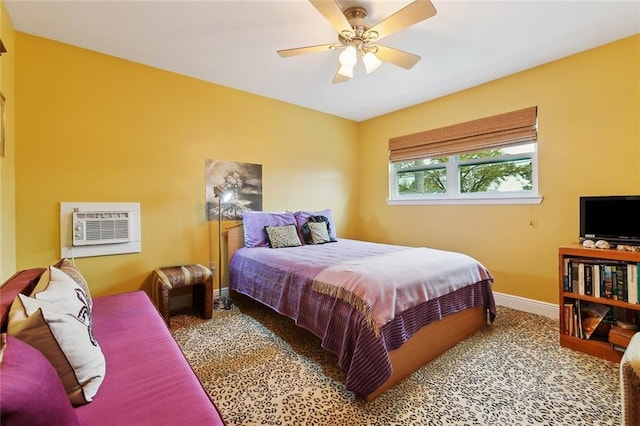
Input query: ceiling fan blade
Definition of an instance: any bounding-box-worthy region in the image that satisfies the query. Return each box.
[374,45,421,69]
[309,0,353,36]
[365,0,436,42]
[277,43,340,58]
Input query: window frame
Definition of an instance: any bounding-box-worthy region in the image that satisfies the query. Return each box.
[388,142,542,205]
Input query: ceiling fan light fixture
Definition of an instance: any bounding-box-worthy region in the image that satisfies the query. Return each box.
[337,63,355,78]
[338,45,357,67]
[337,45,357,77]
[278,0,437,83]
[363,51,382,74]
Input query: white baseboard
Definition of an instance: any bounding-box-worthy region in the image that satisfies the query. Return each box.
[493,291,558,319]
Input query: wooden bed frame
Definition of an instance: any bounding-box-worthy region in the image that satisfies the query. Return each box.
[226,225,489,401]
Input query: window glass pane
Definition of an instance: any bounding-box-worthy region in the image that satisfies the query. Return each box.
[389,139,537,202]
[458,144,534,160]
[394,157,447,169]
[459,159,532,193]
[397,168,447,195]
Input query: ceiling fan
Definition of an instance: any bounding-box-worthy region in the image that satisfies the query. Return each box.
[277,0,437,83]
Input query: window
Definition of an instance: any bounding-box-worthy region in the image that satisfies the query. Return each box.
[388,107,542,205]
[392,142,537,197]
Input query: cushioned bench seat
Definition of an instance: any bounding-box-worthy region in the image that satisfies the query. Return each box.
[0,268,225,425]
[75,291,223,425]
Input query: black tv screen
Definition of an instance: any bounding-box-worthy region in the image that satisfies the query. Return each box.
[580,195,640,245]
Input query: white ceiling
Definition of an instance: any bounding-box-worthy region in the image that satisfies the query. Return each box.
[5,0,640,122]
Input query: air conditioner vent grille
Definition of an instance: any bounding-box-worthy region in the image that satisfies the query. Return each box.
[73,211,131,246]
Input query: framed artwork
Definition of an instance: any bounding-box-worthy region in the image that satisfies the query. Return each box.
[0,93,5,157]
[205,159,263,221]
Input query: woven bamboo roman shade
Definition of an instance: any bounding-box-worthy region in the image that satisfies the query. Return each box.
[389,106,537,162]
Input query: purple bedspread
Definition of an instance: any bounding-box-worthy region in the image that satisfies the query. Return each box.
[230,239,496,397]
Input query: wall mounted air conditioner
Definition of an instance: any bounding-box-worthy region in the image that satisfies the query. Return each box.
[72,211,131,246]
[61,202,141,258]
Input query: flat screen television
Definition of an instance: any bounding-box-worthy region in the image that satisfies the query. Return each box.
[579,195,640,245]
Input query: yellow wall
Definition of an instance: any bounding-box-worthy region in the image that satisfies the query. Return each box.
[0,2,15,281]
[6,23,639,306]
[356,35,640,304]
[14,34,359,296]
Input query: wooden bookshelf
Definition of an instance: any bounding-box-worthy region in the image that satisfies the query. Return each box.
[559,244,640,362]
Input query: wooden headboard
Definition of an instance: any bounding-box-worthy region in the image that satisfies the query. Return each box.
[227,224,245,264]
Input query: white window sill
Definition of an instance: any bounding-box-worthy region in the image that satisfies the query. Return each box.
[387,195,543,206]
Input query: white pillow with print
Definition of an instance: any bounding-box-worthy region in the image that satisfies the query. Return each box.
[31,266,92,323]
[8,294,105,405]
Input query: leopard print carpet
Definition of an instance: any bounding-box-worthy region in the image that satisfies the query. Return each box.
[171,296,620,425]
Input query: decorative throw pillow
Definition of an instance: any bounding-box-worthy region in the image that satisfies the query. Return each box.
[31,266,92,321]
[242,211,298,248]
[0,334,82,425]
[58,259,93,311]
[264,224,302,248]
[307,221,331,244]
[301,215,334,244]
[7,294,105,405]
[294,209,338,242]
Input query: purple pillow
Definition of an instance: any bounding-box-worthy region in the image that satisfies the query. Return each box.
[294,209,337,243]
[0,334,82,426]
[242,211,297,248]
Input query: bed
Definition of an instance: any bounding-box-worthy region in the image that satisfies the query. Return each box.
[227,210,496,401]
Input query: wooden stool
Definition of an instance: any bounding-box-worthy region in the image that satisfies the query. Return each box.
[151,264,213,326]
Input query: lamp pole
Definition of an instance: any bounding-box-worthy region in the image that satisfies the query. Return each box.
[213,186,233,310]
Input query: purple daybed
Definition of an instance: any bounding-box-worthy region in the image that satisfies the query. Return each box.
[0,267,225,425]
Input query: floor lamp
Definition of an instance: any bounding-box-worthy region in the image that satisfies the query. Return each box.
[213,186,234,310]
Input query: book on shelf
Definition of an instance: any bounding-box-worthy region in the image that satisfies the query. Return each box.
[584,264,593,296]
[570,260,579,293]
[602,265,613,299]
[563,257,638,303]
[562,303,574,335]
[613,265,627,301]
[575,299,583,339]
[578,263,585,295]
[580,302,611,340]
[627,263,638,305]
[580,301,609,339]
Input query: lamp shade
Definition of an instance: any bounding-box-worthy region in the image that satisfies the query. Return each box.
[337,63,355,78]
[338,45,357,67]
[363,51,382,74]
